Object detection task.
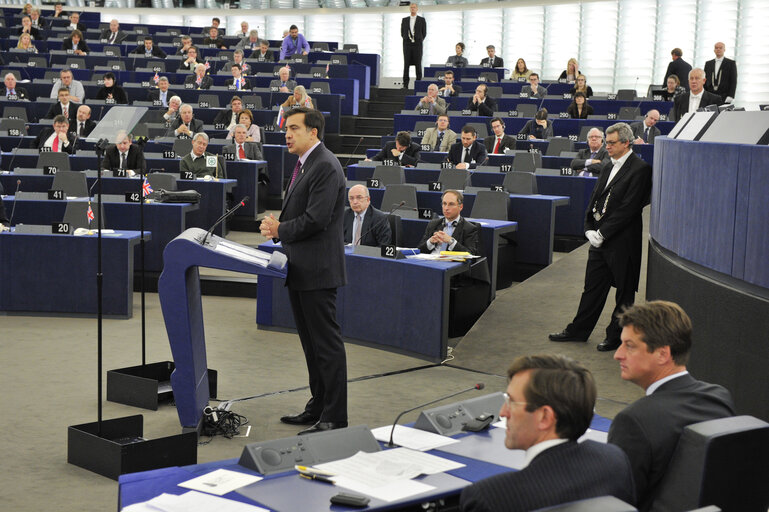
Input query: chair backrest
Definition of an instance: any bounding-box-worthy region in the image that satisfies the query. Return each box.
[198,94,220,108]
[470,190,509,220]
[437,168,470,190]
[381,184,418,210]
[103,45,122,57]
[147,61,166,72]
[516,103,538,118]
[486,85,503,98]
[531,496,638,512]
[372,165,405,186]
[3,106,29,123]
[479,71,499,83]
[312,42,329,51]
[467,122,489,139]
[37,151,71,172]
[148,172,178,191]
[503,171,538,195]
[616,89,636,101]
[63,200,105,229]
[241,95,263,110]
[64,57,86,70]
[27,56,47,68]
[329,55,347,65]
[342,44,358,53]
[618,106,641,120]
[0,117,26,134]
[412,120,434,136]
[309,81,330,94]
[387,213,402,246]
[172,138,192,158]
[512,152,536,173]
[652,415,769,512]
[578,125,596,142]
[51,170,88,197]
[545,137,574,156]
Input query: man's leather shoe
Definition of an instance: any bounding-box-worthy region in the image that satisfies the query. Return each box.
[597,339,621,352]
[298,421,348,435]
[548,330,587,342]
[280,411,319,425]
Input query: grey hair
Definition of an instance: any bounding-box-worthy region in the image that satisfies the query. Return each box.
[192,132,209,142]
[587,127,604,141]
[606,122,634,145]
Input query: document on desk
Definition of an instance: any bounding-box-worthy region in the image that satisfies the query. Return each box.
[122,490,269,512]
[371,424,459,451]
[178,468,263,496]
[214,240,271,267]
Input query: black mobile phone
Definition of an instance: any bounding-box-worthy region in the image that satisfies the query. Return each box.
[330,492,370,507]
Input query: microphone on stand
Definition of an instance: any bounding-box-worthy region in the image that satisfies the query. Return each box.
[344,136,365,170]
[200,195,249,246]
[354,200,405,246]
[6,179,22,228]
[387,383,485,447]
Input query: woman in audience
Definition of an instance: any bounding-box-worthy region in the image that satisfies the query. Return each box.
[226,109,261,142]
[16,32,37,53]
[62,29,90,56]
[566,91,593,119]
[559,58,580,82]
[95,72,128,104]
[281,85,314,110]
[446,42,468,68]
[661,74,686,101]
[569,74,593,97]
[519,108,554,140]
[511,58,532,80]
[20,3,33,15]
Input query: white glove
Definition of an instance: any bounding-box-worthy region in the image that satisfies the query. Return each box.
[585,230,604,248]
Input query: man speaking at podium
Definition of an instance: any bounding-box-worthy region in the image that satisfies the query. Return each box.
[260,107,348,434]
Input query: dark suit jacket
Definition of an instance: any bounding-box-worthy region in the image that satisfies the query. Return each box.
[100,144,147,172]
[584,151,652,290]
[371,141,421,167]
[343,205,392,247]
[224,78,252,91]
[447,140,487,169]
[484,134,516,154]
[439,83,462,97]
[203,36,226,48]
[278,142,346,291]
[401,15,426,44]
[253,50,274,62]
[0,192,7,224]
[630,121,661,144]
[664,58,692,90]
[519,119,554,140]
[100,29,127,44]
[608,374,735,512]
[95,86,128,104]
[460,441,636,512]
[61,38,90,53]
[34,129,78,154]
[672,90,722,121]
[223,141,263,161]
[480,56,504,68]
[570,147,609,175]
[179,151,224,178]
[131,45,167,58]
[17,26,42,40]
[1,86,31,100]
[467,96,497,117]
[147,88,176,104]
[168,118,204,137]
[184,75,213,90]
[66,22,86,32]
[567,102,593,119]
[704,57,737,101]
[45,102,77,124]
[213,108,240,127]
[74,119,96,137]
[418,216,480,255]
[521,85,547,99]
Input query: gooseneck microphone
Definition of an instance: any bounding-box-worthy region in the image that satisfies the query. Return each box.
[6,179,21,227]
[344,136,365,170]
[200,195,249,245]
[387,383,485,447]
[354,200,405,246]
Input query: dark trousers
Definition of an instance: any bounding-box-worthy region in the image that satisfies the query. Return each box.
[567,247,636,342]
[403,42,423,87]
[288,287,347,422]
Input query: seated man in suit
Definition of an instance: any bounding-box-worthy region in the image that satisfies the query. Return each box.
[344,184,392,247]
[460,354,636,512]
[225,64,252,91]
[570,127,609,176]
[415,84,447,116]
[17,16,42,41]
[608,301,735,512]
[519,109,554,140]
[271,66,296,93]
[1,73,30,100]
[467,84,497,117]
[422,114,457,152]
[438,70,462,98]
[100,131,147,175]
[223,124,263,161]
[203,26,227,49]
[367,131,421,167]
[480,45,504,68]
[131,36,167,59]
[418,189,480,255]
[168,104,204,138]
[236,29,261,51]
[180,132,225,178]
[163,96,182,123]
[66,12,86,32]
[74,105,96,138]
[631,109,661,145]
[254,40,274,62]
[214,96,244,130]
[485,117,516,155]
[520,72,547,99]
[672,68,722,121]
[147,77,175,107]
[35,115,77,154]
[178,45,203,70]
[184,63,213,90]
[45,88,77,125]
[100,19,127,44]
[447,125,487,170]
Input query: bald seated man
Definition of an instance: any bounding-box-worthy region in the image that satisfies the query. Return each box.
[343,184,392,247]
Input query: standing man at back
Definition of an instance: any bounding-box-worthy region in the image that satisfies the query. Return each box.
[401,3,426,89]
[260,107,348,435]
[609,301,735,511]
[704,42,738,104]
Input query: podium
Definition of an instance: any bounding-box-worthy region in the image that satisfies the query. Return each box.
[158,228,287,430]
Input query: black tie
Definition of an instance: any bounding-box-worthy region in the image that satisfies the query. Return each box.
[120,152,127,169]
[436,131,444,150]
[79,122,85,136]
[643,127,649,142]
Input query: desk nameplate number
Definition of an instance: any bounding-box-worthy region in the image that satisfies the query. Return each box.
[381,245,397,259]
[125,191,141,203]
[491,185,505,192]
[52,222,71,234]
[43,166,58,175]
[163,150,176,158]
[180,170,194,180]
[428,181,442,192]
[48,189,65,200]
[560,167,574,176]
[366,178,381,189]
[418,208,432,219]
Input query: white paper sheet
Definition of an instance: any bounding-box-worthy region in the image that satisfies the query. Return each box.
[371,424,459,451]
[123,491,269,512]
[578,428,608,443]
[332,476,436,503]
[178,468,263,496]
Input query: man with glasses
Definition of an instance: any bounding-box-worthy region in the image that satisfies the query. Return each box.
[460,354,635,512]
[630,110,661,145]
[343,184,392,247]
[570,127,609,176]
[550,122,652,352]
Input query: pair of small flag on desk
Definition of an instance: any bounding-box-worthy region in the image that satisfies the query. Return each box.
[84,177,153,225]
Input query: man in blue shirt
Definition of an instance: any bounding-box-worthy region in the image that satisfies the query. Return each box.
[280,25,310,60]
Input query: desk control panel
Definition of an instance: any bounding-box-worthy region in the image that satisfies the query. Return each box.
[415,392,504,436]
[238,424,380,475]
